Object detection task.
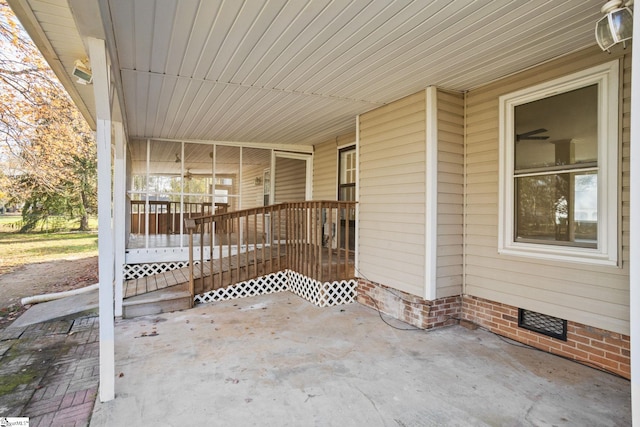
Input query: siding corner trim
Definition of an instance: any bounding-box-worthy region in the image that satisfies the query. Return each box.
[425,86,438,300]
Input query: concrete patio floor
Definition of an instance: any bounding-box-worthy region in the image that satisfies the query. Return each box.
[90,292,630,426]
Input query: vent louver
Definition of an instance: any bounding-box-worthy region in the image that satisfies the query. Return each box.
[518,308,567,341]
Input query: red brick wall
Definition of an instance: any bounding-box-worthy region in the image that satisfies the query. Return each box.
[356,281,629,378]
[461,295,630,379]
[357,279,460,329]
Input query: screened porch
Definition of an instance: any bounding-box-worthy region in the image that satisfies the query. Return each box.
[126,139,311,261]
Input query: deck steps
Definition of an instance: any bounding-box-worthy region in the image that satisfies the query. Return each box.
[122,244,353,318]
[123,265,192,319]
[122,247,284,318]
[122,283,191,318]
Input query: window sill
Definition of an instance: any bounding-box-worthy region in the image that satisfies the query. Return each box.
[498,243,618,267]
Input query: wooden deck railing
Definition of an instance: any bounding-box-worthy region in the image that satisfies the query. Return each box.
[286,201,356,282]
[185,201,356,300]
[131,200,227,235]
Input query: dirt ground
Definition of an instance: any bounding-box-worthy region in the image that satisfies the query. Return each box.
[0,255,98,329]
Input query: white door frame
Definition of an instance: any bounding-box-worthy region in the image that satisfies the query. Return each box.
[272,151,313,201]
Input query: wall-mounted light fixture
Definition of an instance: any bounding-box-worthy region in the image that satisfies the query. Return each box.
[72,59,92,85]
[254,177,262,186]
[595,0,634,52]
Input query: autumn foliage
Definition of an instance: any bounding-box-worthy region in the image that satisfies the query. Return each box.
[0,0,96,231]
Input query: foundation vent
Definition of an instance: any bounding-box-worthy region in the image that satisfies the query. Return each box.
[518,308,567,341]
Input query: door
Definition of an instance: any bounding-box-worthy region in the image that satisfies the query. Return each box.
[273,154,311,203]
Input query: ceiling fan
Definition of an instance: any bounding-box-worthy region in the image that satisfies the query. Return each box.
[516,128,549,142]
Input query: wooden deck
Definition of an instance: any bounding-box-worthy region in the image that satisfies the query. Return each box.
[190,245,288,295]
[124,244,354,301]
[123,267,191,298]
[123,245,288,299]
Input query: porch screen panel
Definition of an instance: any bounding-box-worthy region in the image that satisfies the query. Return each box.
[125,140,183,237]
[128,140,147,236]
[182,143,214,232]
[241,148,271,209]
[215,145,240,212]
[129,139,148,193]
[147,140,184,235]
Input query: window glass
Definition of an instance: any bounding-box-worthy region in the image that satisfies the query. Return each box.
[499,61,618,264]
[338,147,356,201]
[515,85,598,171]
[513,83,599,248]
[515,171,597,247]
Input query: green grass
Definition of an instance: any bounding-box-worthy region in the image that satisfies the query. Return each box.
[0,215,22,229]
[0,217,98,274]
[0,214,98,232]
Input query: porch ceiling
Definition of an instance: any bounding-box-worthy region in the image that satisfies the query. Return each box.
[12,0,606,146]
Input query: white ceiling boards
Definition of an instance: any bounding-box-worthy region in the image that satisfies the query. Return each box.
[15,0,606,146]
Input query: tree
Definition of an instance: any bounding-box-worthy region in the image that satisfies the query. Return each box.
[0,0,96,231]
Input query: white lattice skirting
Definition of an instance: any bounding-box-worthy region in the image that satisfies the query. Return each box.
[287,270,357,307]
[194,271,289,304]
[194,269,357,308]
[124,261,189,280]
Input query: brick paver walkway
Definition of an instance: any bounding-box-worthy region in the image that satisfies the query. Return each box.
[0,314,99,426]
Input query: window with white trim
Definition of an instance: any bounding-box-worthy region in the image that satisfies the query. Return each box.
[498,61,619,265]
[338,146,356,201]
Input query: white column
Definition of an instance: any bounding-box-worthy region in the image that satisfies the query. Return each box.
[305,155,313,201]
[354,115,360,276]
[114,123,126,317]
[630,8,639,425]
[425,86,438,301]
[88,37,115,403]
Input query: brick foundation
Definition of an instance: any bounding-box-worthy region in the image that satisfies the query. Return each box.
[356,281,630,379]
[357,279,460,329]
[461,295,630,379]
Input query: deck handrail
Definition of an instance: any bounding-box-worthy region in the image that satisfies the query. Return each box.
[185,201,357,300]
[131,200,227,235]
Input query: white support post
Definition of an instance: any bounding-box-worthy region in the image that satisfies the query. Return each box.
[425,86,438,301]
[630,8,639,424]
[354,115,360,276]
[305,155,313,201]
[88,37,115,403]
[114,123,126,317]
[270,150,276,203]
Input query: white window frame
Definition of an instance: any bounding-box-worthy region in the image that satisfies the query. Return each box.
[498,60,619,266]
[337,144,356,201]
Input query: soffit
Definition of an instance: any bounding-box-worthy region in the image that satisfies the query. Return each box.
[13,1,608,146]
[8,0,96,128]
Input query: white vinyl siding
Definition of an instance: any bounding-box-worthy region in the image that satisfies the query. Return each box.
[312,132,355,200]
[359,92,426,297]
[465,47,630,335]
[437,89,464,298]
[240,164,264,209]
[312,139,338,200]
[274,157,306,203]
[622,53,631,268]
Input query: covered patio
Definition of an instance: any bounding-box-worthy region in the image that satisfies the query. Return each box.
[6,0,639,419]
[90,292,631,426]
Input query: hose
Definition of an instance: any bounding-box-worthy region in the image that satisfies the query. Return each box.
[21,283,99,305]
